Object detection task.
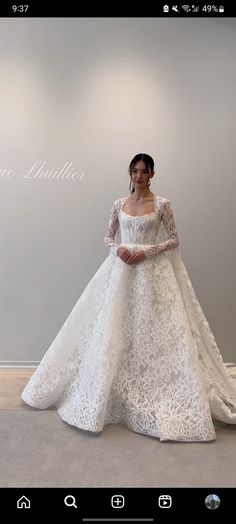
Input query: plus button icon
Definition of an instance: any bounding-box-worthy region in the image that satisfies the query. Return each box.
[111,495,125,508]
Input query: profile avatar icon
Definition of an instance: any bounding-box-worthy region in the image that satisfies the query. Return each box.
[205,494,220,510]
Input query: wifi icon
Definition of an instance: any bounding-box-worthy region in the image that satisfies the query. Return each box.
[182,4,190,11]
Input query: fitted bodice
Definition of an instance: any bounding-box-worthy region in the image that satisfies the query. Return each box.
[104,195,179,258]
[119,195,162,245]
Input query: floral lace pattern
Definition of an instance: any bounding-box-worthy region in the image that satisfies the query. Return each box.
[21,195,236,442]
[104,196,179,257]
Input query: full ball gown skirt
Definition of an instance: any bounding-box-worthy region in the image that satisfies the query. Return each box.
[21,195,236,442]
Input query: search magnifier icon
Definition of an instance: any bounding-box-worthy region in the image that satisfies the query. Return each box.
[64,495,77,508]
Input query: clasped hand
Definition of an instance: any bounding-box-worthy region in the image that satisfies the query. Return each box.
[117,246,146,265]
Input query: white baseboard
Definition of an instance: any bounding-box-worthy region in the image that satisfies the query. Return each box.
[0,361,39,367]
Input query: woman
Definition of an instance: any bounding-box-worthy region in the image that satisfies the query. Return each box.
[22,153,236,442]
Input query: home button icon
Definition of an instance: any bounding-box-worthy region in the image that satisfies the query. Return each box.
[17,496,31,509]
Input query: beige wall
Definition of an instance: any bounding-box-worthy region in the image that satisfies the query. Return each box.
[0,18,235,363]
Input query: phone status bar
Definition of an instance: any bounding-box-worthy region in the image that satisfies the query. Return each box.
[163,5,225,14]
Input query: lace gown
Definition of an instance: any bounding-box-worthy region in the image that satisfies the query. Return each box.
[21,195,236,442]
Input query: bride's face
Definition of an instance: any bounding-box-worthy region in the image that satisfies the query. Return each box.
[130,160,154,187]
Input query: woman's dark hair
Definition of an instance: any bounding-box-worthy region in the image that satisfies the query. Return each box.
[128,153,155,194]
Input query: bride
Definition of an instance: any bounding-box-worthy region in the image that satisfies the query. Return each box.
[21,153,236,442]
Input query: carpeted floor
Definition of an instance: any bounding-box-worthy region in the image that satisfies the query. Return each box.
[1,410,236,487]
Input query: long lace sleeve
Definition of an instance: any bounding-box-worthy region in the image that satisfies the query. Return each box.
[143,199,180,258]
[104,200,120,255]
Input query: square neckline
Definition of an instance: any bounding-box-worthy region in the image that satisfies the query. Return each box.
[120,194,158,218]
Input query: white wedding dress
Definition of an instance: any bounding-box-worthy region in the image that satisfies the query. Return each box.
[21,195,236,442]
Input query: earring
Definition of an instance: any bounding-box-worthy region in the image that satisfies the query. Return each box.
[129,178,135,193]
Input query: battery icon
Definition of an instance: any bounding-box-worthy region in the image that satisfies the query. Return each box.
[219,5,224,12]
